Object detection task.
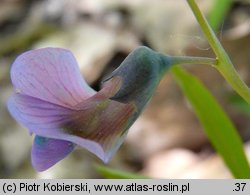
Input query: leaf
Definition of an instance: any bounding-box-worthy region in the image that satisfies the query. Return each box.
[208,0,233,32]
[229,94,250,116]
[95,165,148,179]
[171,66,250,178]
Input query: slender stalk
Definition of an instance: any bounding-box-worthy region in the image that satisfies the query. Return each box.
[158,53,216,75]
[187,0,250,104]
[170,56,216,66]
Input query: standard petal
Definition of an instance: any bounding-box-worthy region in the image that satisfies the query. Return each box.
[10,48,95,107]
[31,136,75,171]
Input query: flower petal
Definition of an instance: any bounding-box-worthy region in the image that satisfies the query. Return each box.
[10,48,95,107]
[7,94,74,131]
[31,136,75,171]
[7,93,106,161]
[8,46,174,170]
[60,77,137,162]
[8,78,136,162]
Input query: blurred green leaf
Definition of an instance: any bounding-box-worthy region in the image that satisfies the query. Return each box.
[171,66,250,178]
[95,165,148,179]
[229,95,250,116]
[208,0,234,32]
[0,23,57,56]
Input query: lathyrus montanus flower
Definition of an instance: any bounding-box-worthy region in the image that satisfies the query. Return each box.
[7,46,172,171]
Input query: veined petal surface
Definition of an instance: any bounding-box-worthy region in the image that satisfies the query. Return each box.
[8,77,136,163]
[10,48,95,107]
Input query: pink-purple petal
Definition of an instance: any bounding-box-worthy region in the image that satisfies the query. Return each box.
[10,48,95,107]
[7,94,74,130]
[7,88,135,163]
[7,92,110,161]
[8,50,138,167]
[32,136,75,171]
[7,46,174,171]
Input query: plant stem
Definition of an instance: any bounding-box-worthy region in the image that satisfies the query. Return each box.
[187,0,250,104]
[170,56,216,66]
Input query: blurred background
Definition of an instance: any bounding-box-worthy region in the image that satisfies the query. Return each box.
[0,0,250,178]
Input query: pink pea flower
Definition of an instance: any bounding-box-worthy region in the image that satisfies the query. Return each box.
[7,47,171,171]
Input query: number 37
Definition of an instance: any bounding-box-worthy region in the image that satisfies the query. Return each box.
[234,183,246,191]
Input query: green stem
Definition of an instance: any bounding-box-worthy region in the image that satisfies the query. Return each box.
[170,56,216,66]
[187,0,250,104]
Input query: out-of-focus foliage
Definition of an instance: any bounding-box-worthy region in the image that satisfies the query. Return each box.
[0,23,57,56]
[208,0,234,32]
[95,165,148,179]
[229,95,250,116]
[172,66,250,178]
